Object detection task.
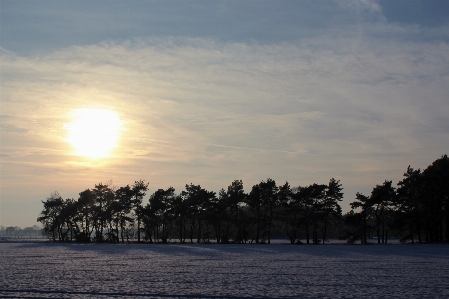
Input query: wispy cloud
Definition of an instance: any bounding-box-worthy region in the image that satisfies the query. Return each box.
[1,2,449,226]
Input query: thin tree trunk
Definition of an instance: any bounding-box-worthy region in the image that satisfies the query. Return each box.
[377,226,380,244]
[363,216,367,244]
[179,216,183,243]
[255,219,259,244]
[268,225,271,245]
[306,225,310,244]
[137,218,141,243]
[190,219,194,243]
[418,222,422,243]
[446,212,449,242]
[313,223,318,244]
[322,221,327,245]
[197,220,202,243]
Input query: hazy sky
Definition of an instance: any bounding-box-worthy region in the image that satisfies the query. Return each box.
[1,0,449,227]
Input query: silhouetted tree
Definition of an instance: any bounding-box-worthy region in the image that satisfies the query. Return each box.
[114,185,134,243]
[171,194,188,243]
[219,180,247,243]
[37,154,448,244]
[321,178,343,244]
[246,179,279,244]
[132,180,149,243]
[37,192,64,241]
[396,166,422,243]
[77,189,96,242]
[92,183,115,242]
[181,184,216,243]
[260,178,279,244]
[369,180,396,244]
[247,183,264,243]
[342,210,364,244]
[278,182,297,244]
[147,187,176,243]
[350,192,372,244]
[420,155,449,242]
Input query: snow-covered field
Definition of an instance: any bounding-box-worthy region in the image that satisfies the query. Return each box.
[1,242,448,298]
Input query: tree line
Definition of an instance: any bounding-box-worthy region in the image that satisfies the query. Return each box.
[0,225,42,238]
[345,155,449,244]
[37,155,448,244]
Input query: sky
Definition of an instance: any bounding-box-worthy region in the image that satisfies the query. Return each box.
[1,0,449,228]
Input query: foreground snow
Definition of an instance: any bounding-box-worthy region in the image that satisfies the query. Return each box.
[1,243,448,298]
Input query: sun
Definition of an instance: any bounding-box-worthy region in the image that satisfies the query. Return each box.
[67,108,122,158]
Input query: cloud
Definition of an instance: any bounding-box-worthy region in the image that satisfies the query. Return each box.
[336,0,383,15]
[1,16,449,226]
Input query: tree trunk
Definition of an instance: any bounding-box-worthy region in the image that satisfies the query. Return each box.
[179,216,183,243]
[418,222,422,243]
[255,220,259,244]
[377,226,380,244]
[306,225,310,244]
[268,227,271,245]
[197,220,202,243]
[322,221,327,245]
[363,216,367,244]
[217,221,221,243]
[189,219,194,243]
[137,218,141,242]
[446,212,449,242]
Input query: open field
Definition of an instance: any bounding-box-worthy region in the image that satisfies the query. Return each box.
[1,242,448,298]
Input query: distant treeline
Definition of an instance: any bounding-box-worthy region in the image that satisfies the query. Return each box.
[0,225,42,238]
[38,155,448,244]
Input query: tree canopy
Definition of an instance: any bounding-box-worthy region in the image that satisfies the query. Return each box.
[38,155,448,244]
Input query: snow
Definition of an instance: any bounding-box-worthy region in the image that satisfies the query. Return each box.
[1,243,448,298]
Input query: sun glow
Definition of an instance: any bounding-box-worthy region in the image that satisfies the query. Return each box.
[67,108,122,158]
